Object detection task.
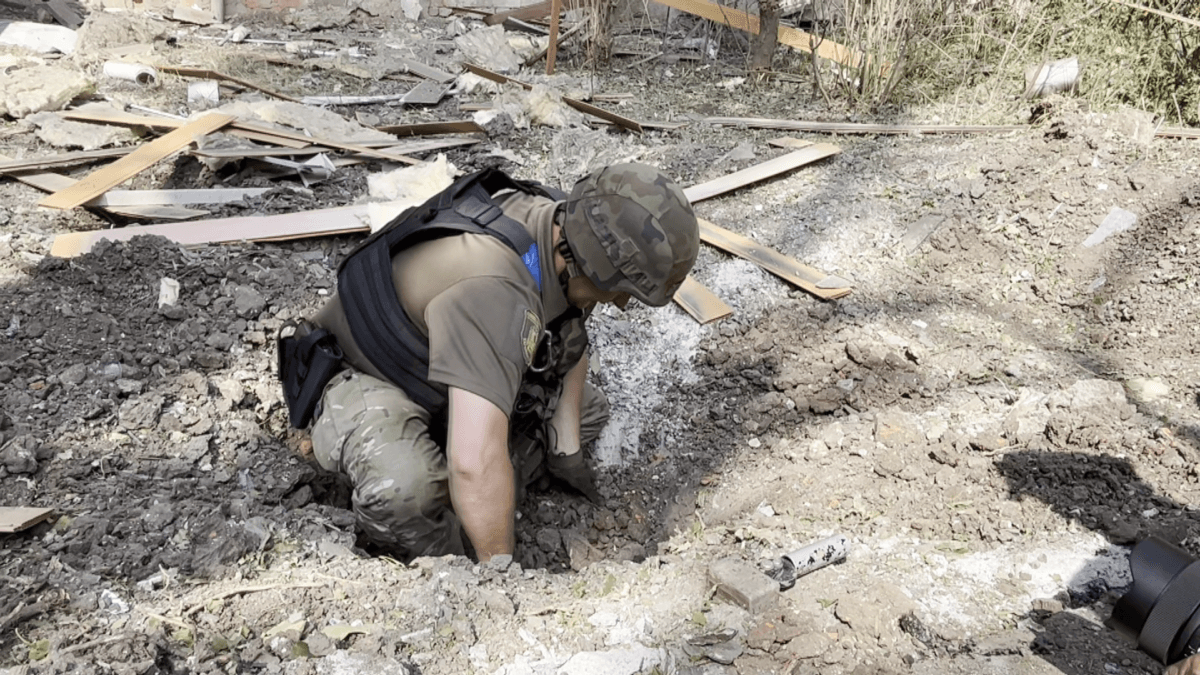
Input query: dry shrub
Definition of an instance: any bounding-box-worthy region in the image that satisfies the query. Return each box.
[581,0,616,63]
[804,0,1200,123]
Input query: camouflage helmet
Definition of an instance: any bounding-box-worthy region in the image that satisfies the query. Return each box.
[561,163,699,307]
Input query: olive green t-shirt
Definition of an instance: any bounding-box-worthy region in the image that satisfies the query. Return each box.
[314,191,585,415]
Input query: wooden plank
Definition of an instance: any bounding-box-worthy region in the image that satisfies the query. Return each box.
[546,0,562,75]
[0,147,134,174]
[229,120,420,165]
[697,218,851,300]
[60,107,312,149]
[375,120,486,136]
[4,156,207,220]
[562,97,644,134]
[484,0,552,25]
[683,144,840,204]
[1157,127,1200,139]
[0,507,55,533]
[38,114,235,210]
[462,62,531,90]
[673,275,733,323]
[193,136,478,159]
[706,116,1026,135]
[50,205,372,257]
[158,66,300,103]
[650,0,870,70]
[461,64,644,133]
[768,136,813,149]
[103,205,210,220]
[399,57,457,84]
[89,187,272,207]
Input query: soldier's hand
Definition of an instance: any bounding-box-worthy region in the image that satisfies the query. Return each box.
[1167,655,1200,675]
[546,451,602,504]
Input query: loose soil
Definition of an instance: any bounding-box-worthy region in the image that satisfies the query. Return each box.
[2,6,1199,675]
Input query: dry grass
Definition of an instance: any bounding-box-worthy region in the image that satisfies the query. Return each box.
[808,0,1200,123]
[597,0,1200,124]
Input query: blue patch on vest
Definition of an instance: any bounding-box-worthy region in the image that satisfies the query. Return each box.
[522,244,542,291]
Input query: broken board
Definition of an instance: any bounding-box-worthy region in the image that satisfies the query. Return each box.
[159,66,299,103]
[50,205,373,257]
[6,161,208,220]
[398,57,457,84]
[0,507,54,533]
[398,80,448,106]
[768,136,813,149]
[697,218,851,300]
[39,113,235,210]
[461,64,643,133]
[60,106,312,149]
[0,147,134,174]
[673,275,733,323]
[682,144,841,204]
[706,117,1026,135]
[376,120,486,136]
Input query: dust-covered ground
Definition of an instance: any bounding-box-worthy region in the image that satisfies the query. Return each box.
[2,5,1200,675]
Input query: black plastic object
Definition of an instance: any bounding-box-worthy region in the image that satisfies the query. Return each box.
[1108,537,1200,664]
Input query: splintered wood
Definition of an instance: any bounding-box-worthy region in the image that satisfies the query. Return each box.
[673,276,734,324]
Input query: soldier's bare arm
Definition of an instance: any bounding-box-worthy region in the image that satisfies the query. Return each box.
[548,357,587,456]
[446,386,515,561]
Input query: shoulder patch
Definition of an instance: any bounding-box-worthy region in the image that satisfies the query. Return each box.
[521,309,543,367]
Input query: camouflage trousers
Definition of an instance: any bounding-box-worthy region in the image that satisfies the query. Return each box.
[310,370,610,559]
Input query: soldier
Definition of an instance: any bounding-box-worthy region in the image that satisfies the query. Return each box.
[284,163,699,563]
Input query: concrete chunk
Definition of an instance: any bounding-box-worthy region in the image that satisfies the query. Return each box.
[708,557,779,614]
[0,64,92,119]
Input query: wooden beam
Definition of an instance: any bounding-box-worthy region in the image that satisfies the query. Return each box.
[0,147,134,174]
[158,66,300,103]
[38,113,235,210]
[59,107,312,149]
[191,137,478,160]
[649,0,870,70]
[546,0,562,75]
[50,205,372,257]
[3,156,208,220]
[698,218,851,299]
[673,275,733,323]
[230,120,421,165]
[88,187,272,207]
[461,64,644,133]
[683,143,840,204]
[562,97,643,134]
[375,120,486,136]
[0,507,54,533]
[1157,127,1200,139]
[767,136,813,149]
[706,116,1026,135]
